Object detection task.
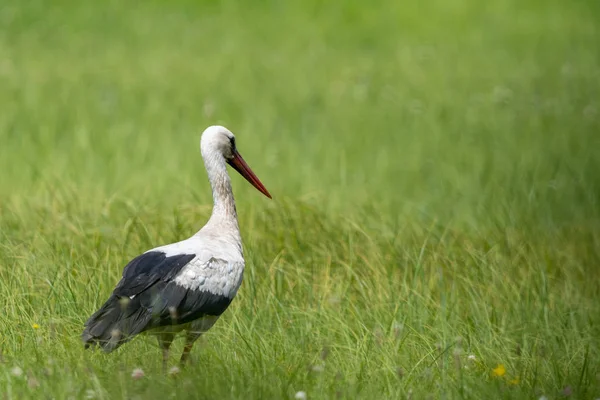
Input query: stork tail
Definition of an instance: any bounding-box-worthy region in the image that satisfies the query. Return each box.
[82,295,150,352]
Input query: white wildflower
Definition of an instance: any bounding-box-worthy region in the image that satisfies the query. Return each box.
[311,364,324,373]
[131,368,145,380]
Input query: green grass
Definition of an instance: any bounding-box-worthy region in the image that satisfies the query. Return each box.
[1,0,599,398]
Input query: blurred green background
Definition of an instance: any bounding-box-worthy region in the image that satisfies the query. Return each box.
[0,0,598,398]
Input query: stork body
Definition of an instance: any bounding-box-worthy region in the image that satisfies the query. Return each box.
[82,126,271,368]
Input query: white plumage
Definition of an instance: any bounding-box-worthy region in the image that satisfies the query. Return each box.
[173,256,245,298]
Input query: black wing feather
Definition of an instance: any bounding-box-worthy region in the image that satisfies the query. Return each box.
[82,251,232,352]
[114,251,194,297]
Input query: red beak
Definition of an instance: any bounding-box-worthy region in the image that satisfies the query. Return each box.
[227,150,272,199]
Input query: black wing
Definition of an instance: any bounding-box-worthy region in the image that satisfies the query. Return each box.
[82,251,232,352]
[114,251,194,296]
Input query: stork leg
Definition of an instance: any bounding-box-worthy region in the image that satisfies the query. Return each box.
[179,316,219,367]
[179,331,202,366]
[157,332,175,373]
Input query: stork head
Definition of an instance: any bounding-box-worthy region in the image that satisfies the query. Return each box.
[200,125,272,199]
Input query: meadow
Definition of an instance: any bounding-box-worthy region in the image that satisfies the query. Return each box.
[0,0,599,398]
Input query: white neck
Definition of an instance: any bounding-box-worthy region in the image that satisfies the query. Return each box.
[200,151,240,231]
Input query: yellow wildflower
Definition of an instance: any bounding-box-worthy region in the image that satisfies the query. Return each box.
[509,377,520,385]
[492,364,506,377]
[32,323,40,329]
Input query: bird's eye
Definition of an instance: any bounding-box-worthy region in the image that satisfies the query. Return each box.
[229,137,236,149]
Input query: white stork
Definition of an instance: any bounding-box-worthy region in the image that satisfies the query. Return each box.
[82,125,271,369]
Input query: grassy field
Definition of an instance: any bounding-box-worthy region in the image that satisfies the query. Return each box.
[1,0,599,398]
